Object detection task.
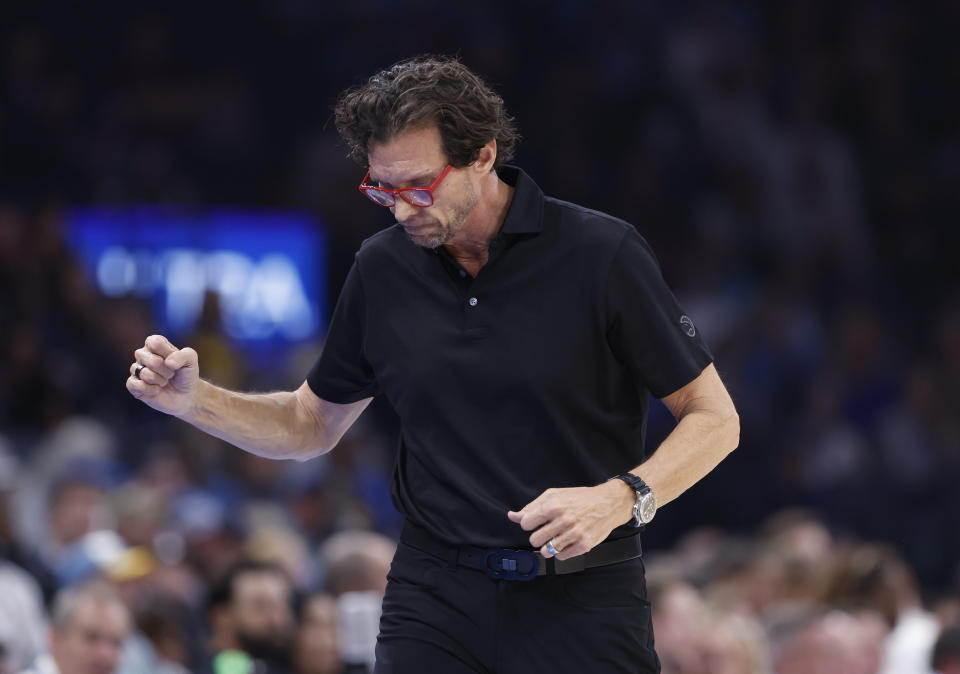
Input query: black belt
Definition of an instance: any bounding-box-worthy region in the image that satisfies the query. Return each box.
[399,522,642,582]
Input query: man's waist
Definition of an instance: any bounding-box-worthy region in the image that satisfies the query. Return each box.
[399,520,642,581]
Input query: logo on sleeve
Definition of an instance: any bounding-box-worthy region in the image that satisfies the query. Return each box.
[679,315,696,337]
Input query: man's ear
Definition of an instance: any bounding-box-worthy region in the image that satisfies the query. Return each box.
[473,139,498,173]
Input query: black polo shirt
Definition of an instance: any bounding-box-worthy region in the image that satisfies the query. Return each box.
[308,166,713,547]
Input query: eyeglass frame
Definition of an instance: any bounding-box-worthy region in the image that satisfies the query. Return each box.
[358,164,454,208]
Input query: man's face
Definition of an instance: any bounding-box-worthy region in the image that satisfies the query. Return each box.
[367,125,479,249]
[294,595,340,674]
[49,483,106,546]
[230,570,295,662]
[51,598,130,674]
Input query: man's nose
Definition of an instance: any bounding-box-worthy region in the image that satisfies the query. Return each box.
[393,198,419,223]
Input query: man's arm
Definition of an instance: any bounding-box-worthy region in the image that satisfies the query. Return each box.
[178,380,371,461]
[126,334,371,461]
[621,362,740,507]
[508,363,739,559]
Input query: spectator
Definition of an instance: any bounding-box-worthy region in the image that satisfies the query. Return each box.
[18,581,131,674]
[316,532,394,673]
[822,543,940,673]
[293,594,341,674]
[318,531,395,598]
[773,608,887,674]
[244,524,313,592]
[207,560,296,674]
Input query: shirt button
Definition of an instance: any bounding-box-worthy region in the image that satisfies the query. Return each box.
[468,297,478,307]
[459,269,467,278]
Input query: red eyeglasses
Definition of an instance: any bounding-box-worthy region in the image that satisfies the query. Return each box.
[358,165,453,208]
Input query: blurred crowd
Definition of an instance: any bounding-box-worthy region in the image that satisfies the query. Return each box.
[647,510,959,673]
[2,1,960,673]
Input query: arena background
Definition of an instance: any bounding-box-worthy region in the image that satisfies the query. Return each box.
[2,1,959,673]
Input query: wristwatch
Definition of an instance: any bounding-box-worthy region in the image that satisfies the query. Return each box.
[609,473,657,527]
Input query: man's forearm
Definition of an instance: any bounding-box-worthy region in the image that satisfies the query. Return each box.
[510,364,739,557]
[179,380,326,461]
[634,406,740,507]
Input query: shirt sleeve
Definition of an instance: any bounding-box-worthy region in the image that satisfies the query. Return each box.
[306,260,380,403]
[605,227,714,399]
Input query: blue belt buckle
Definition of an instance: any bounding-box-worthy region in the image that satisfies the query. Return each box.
[482,548,539,581]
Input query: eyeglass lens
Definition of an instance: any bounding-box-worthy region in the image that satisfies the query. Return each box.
[403,190,432,207]
[366,190,396,207]
[364,188,433,208]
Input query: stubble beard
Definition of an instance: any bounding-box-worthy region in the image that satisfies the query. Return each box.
[409,181,479,249]
[236,628,293,667]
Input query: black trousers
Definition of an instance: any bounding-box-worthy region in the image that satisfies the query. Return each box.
[373,536,660,673]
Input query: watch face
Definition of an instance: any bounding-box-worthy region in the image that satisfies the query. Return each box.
[639,492,657,523]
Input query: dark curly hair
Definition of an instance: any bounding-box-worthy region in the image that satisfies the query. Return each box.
[334,55,519,170]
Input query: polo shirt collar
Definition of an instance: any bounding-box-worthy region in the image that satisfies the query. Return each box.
[497,165,544,235]
[421,164,544,257]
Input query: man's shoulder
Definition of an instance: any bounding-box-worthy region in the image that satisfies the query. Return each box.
[543,196,637,249]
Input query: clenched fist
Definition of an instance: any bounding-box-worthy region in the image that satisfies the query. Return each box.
[126,334,200,417]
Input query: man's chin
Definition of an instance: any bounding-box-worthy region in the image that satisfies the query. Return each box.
[416,237,444,249]
[237,634,293,666]
[404,227,445,249]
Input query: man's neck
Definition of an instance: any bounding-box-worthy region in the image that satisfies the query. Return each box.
[443,171,515,268]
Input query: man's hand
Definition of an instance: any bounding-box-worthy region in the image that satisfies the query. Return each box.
[126,334,200,417]
[507,480,635,560]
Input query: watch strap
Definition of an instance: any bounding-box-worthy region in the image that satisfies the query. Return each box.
[608,473,651,528]
[610,473,650,494]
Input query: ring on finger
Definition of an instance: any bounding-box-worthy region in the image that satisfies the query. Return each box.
[546,539,560,557]
[134,364,144,380]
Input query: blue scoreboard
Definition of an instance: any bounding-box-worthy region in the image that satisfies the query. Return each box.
[64,207,327,348]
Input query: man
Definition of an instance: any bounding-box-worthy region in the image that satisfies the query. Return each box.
[127,55,739,673]
[292,593,341,674]
[773,609,887,674]
[207,560,296,674]
[18,581,131,674]
[318,531,397,673]
[319,530,395,598]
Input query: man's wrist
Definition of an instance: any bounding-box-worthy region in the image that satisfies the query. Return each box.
[602,477,638,526]
[176,378,208,422]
